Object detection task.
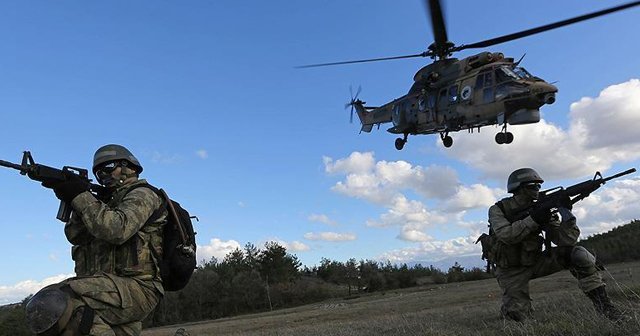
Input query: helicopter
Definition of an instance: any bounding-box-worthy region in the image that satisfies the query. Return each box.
[301,0,640,150]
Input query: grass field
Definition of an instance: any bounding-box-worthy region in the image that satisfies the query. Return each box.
[143,261,640,336]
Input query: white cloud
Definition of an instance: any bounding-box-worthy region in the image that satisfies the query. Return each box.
[378,235,481,263]
[304,232,357,242]
[365,195,447,229]
[150,151,180,164]
[288,241,311,252]
[324,152,375,174]
[445,79,640,181]
[323,151,496,240]
[197,238,242,264]
[397,228,433,242]
[571,177,640,237]
[196,149,208,159]
[0,274,74,305]
[443,184,503,212]
[308,213,337,226]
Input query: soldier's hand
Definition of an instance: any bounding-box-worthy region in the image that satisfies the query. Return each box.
[529,202,553,224]
[51,175,90,202]
[558,194,573,210]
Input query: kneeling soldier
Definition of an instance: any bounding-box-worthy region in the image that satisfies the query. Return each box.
[25,144,166,335]
[488,168,623,322]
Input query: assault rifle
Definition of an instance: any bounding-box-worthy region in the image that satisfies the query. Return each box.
[537,168,636,212]
[0,151,104,222]
[477,167,636,273]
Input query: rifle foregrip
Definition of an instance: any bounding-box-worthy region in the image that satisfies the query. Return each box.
[56,201,72,222]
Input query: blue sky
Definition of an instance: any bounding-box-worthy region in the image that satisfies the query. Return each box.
[1,1,639,304]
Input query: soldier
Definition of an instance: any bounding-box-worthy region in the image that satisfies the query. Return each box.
[25,144,166,335]
[488,168,623,322]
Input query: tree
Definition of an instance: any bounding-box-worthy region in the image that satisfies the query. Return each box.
[258,241,302,284]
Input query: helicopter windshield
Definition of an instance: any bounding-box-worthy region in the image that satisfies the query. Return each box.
[513,67,533,79]
[495,66,520,82]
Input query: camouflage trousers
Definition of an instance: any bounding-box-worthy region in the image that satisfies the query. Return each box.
[50,273,162,336]
[495,246,603,321]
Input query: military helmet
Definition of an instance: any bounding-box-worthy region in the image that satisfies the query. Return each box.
[507,168,544,193]
[93,144,142,174]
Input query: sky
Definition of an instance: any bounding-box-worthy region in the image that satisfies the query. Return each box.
[1,1,639,304]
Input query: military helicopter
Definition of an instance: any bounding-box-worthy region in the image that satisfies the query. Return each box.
[301,0,640,150]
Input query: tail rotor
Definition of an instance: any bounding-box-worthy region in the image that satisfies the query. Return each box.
[345,85,363,123]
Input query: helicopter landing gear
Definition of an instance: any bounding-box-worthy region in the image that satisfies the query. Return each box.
[440,132,453,148]
[395,133,409,150]
[495,125,514,145]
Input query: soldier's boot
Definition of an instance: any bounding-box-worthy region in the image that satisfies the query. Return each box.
[586,286,625,322]
[174,327,190,336]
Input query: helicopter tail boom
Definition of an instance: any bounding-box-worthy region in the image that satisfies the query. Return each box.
[350,100,392,133]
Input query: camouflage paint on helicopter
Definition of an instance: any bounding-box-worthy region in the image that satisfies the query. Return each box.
[301,0,640,150]
[352,51,557,149]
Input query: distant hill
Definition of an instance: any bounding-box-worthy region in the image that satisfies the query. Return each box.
[579,219,640,264]
[406,254,486,271]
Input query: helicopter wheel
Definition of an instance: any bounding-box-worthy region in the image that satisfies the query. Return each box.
[443,135,453,148]
[495,132,513,144]
[505,132,514,144]
[395,138,406,150]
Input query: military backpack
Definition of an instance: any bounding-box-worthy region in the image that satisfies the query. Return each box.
[129,183,198,291]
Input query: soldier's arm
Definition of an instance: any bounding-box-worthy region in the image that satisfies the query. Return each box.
[70,187,162,245]
[544,208,580,246]
[64,212,92,245]
[489,205,540,244]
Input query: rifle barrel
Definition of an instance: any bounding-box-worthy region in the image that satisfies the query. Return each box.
[604,168,636,182]
[0,160,24,171]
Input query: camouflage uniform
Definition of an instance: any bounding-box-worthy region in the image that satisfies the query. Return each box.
[488,194,603,321]
[52,179,166,335]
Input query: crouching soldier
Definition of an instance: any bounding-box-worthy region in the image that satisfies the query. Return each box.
[25,144,166,335]
[488,168,623,322]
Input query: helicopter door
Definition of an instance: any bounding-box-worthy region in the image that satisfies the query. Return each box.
[474,71,494,104]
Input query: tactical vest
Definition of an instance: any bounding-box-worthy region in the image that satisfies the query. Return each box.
[72,180,166,279]
[492,197,544,268]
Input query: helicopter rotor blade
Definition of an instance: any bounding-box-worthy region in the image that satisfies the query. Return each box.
[426,0,449,55]
[345,85,363,123]
[296,52,431,68]
[454,1,640,52]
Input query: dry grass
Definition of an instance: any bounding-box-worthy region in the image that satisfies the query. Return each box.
[143,261,640,336]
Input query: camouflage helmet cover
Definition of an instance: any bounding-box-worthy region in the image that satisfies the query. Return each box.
[507,168,544,193]
[93,144,143,174]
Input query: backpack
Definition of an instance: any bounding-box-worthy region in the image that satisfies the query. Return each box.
[131,184,197,291]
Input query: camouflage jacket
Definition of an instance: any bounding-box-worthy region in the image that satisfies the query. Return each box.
[488,195,579,267]
[65,179,167,289]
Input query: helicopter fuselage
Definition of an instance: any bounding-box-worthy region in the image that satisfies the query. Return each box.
[353,51,557,149]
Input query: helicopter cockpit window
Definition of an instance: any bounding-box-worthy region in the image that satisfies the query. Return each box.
[475,71,493,89]
[496,67,519,83]
[513,67,533,79]
[448,85,458,103]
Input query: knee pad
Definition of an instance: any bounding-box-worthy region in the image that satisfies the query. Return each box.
[25,287,74,335]
[571,246,597,268]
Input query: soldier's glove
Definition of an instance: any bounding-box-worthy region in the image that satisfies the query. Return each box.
[558,194,573,210]
[529,202,553,225]
[44,175,90,203]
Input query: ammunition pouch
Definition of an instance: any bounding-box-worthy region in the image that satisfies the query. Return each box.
[520,235,544,266]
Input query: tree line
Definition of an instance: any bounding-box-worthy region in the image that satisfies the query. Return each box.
[2,219,639,333]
